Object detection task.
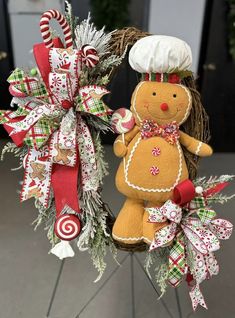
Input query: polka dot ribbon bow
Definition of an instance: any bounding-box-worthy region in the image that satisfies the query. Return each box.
[0,10,112,258]
[140,119,180,145]
[146,179,233,311]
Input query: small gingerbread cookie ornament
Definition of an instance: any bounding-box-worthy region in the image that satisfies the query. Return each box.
[112,35,213,245]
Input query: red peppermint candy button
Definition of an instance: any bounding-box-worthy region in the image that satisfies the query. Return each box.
[150,166,160,176]
[54,214,81,241]
[152,147,161,156]
[62,100,73,109]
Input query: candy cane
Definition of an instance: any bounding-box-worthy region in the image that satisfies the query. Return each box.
[40,10,73,49]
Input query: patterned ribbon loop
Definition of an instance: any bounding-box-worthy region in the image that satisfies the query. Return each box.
[49,72,77,104]
[197,208,216,224]
[147,200,182,224]
[148,179,233,310]
[21,146,52,207]
[168,231,187,287]
[77,85,111,122]
[8,68,49,100]
[189,284,208,311]
[182,217,220,254]
[76,116,99,191]
[150,222,177,251]
[188,247,219,310]
[209,218,233,239]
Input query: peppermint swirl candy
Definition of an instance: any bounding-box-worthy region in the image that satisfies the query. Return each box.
[54,214,81,241]
[81,44,99,68]
[111,108,135,134]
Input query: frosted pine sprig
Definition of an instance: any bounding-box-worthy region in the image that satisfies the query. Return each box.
[75,13,114,55]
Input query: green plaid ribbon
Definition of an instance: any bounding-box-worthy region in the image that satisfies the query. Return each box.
[24,118,59,149]
[197,208,216,224]
[0,107,29,124]
[8,68,49,101]
[168,231,187,287]
[189,196,206,210]
[77,95,109,122]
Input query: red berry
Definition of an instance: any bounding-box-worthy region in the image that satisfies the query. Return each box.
[62,100,73,109]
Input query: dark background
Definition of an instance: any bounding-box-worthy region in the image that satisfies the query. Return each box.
[1,0,235,151]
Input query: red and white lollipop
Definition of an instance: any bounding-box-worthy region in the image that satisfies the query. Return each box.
[81,44,99,68]
[111,108,135,134]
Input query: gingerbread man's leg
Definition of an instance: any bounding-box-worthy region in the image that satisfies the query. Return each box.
[112,197,144,244]
[143,201,168,245]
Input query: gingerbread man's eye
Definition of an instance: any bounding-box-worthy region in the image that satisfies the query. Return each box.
[173,94,177,98]
[152,92,157,96]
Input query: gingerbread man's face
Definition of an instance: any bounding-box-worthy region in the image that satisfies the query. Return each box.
[130,81,192,126]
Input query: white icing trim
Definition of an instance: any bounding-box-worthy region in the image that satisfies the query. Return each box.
[132,81,145,123]
[195,141,202,156]
[124,138,183,193]
[122,133,125,143]
[177,84,192,125]
[113,233,152,244]
[114,139,123,144]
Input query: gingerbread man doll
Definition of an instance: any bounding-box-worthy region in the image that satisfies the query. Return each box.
[112,35,213,245]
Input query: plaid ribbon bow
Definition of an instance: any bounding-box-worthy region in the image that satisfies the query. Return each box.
[140,119,180,145]
[147,187,233,310]
[1,45,112,214]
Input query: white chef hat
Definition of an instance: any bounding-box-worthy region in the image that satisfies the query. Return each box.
[129,35,192,77]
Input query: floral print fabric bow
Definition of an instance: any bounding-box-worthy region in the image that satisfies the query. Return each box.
[147,183,233,310]
[140,119,180,144]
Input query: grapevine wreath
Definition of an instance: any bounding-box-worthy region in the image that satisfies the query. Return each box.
[0,2,234,311]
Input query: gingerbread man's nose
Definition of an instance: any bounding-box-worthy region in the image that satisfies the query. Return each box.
[160,103,169,111]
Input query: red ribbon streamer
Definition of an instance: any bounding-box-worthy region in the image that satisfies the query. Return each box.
[33,37,64,89]
[4,116,27,147]
[204,182,229,197]
[51,159,80,214]
[173,179,196,206]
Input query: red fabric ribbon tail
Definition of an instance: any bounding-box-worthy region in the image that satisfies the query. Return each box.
[173,179,196,206]
[3,116,28,147]
[204,182,229,197]
[51,159,80,217]
[33,37,64,89]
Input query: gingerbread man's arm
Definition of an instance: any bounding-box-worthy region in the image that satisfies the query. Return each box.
[113,125,139,158]
[179,130,213,157]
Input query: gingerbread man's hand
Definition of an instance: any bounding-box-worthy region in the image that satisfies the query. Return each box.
[114,137,127,157]
[113,125,139,158]
[179,131,213,157]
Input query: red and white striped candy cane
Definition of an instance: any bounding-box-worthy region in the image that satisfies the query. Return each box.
[40,10,73,49]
